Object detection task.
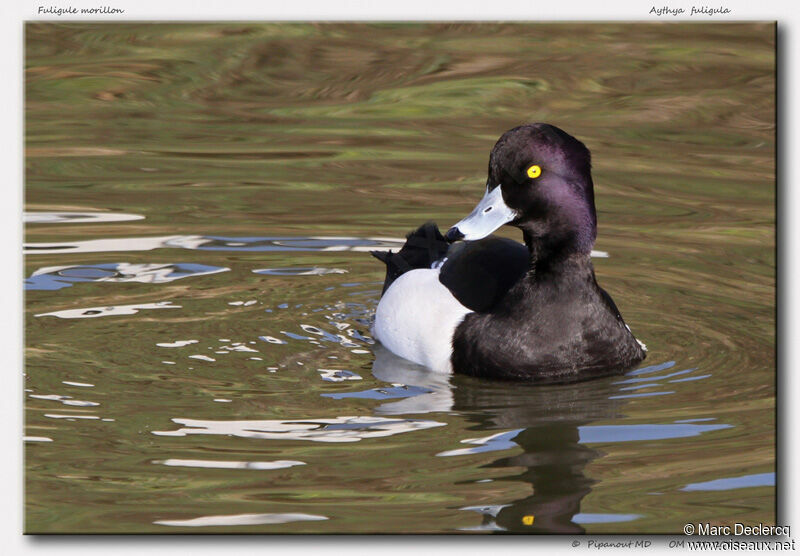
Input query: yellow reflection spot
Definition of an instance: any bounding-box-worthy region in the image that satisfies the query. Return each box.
[526,165,541,179]
[522,515,535,525]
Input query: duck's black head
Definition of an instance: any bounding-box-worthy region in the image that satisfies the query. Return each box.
[446,124,598,258]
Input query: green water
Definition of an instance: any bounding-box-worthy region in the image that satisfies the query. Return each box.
[24,22,775,534]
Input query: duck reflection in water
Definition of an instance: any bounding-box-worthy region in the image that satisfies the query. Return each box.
[371,344,622,534]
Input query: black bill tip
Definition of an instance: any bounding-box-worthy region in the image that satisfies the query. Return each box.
[445,226,465,243]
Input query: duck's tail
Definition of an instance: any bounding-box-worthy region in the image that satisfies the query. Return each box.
[371,221,450,295]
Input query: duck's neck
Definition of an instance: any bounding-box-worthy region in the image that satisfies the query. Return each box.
[522,230,594,284]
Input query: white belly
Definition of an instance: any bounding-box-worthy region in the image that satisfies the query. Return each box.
[372,269,472,373]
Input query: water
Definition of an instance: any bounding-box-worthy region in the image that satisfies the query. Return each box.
[24,23,775,533]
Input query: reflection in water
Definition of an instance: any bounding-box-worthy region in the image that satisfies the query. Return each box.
[23,23,774,533]
[151,415,446,443]
[196,236,403,252]
[365,351,729,533]
[156,339,198,348]
[25,233,609,258]
[259,335,287,345]
[44,413,100,420]
[24,235,405,255]
[153,459,306,470]
[437,430,523,457]
[459,505,510,532]
[62,381,94,387]
[278,322,372,349]
[365,346,617,532]
[254,267,348,276]
[578,422,731,443]
[448,378,621,534]
[35,301,181,319]
[154,512,328,527]
[681,472,775,492]
[317,369,362,382]
[24,211,145,224]
[24,235,209,255]
[483,424,600,533]
[365,345,454,414]
[28,393,99,407]
[26,262,229,291]
[572,513,642,524]
[24,436,53,443]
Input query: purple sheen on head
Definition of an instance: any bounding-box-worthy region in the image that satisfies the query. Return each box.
[486,123,598,258]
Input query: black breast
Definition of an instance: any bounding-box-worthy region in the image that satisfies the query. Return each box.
[450,257,646,382]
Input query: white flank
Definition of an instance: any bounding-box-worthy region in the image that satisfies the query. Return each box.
[372,268,472,373]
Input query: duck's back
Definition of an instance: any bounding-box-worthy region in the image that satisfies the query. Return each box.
[372,223,529,314]
[439,237,529,312]
[371,225,529,372]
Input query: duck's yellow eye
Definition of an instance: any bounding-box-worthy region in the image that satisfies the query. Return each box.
[526,165,542,179]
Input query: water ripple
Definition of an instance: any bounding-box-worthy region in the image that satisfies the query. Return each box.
[681,472,774,492]
[151,416,446,443]
[578,423,732,443]
[24,234,404,255]
[437,430,523,457]
[317,369,362,382]
[154,512,328,527]
[437,421,733,458]
[35,301,182,319]
[24,211,144,224]
[253,267,348,276]
[153,459,305,470]
[26,262,229,291]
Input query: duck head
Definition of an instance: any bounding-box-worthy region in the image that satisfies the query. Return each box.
[446,124,598,258]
